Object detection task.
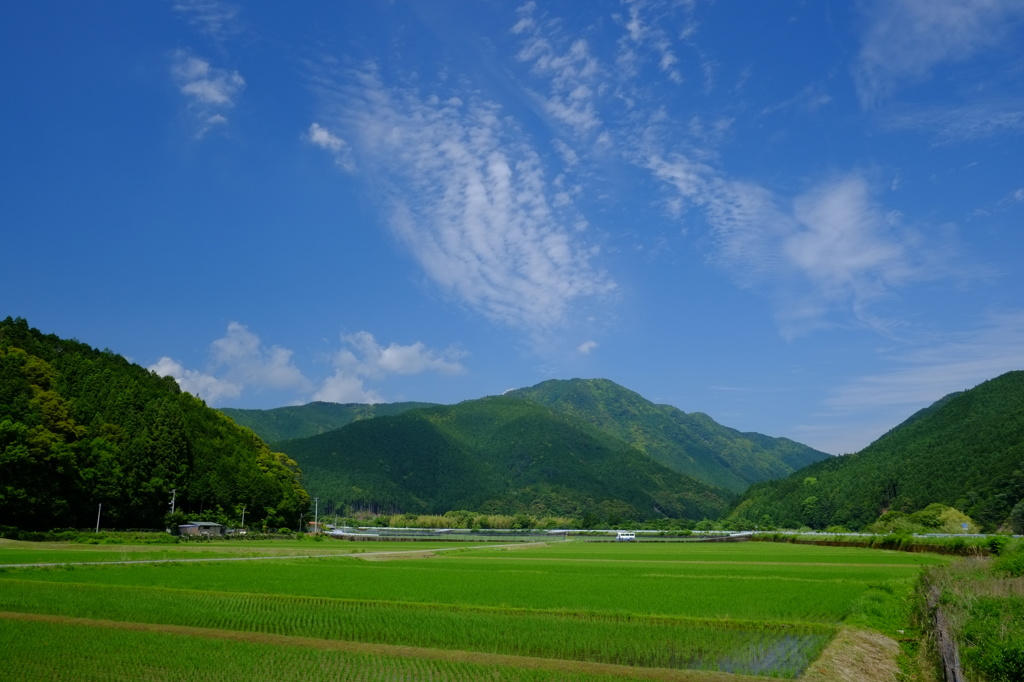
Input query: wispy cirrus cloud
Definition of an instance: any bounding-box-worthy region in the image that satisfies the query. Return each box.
[513,2,604,135]
[170,49,244,136]
[827,311,1024,413]
[173,0,241,41]
[311,66,615,334]
[884,98,1024,143]
[854,0,1024,106]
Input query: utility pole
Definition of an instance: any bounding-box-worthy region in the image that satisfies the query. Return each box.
[241,506,246,530]
[95,503,102,533]
[314,497,319,535]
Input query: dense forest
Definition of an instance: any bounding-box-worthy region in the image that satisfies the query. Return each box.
[728,371,1024,532]
[506,378,829,492]
[275,396,734,525]
[0,318,309,531]
[221,401,437,443]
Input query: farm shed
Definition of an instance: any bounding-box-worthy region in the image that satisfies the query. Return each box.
[178,521,225,537]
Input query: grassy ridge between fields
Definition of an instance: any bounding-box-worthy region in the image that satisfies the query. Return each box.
[0,540,940,679]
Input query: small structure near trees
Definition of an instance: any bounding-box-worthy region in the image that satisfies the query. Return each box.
[178,521,225,537]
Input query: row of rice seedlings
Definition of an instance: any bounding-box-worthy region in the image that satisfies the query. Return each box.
[2,554,899,624]
[0,579,833,677]
[0,618,633,682]
[466,539,948,565]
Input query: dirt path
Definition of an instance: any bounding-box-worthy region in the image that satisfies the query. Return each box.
[0,543,540,569]
[0,610,764,682]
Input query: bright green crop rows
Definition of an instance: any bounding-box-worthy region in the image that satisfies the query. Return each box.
[0,618,641,682]
[0,579,831,676]
[0,538,490,565]
[2,553,922,623]
[0,540,939,679]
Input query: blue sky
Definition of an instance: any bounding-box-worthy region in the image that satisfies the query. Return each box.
[3,1,1023,455]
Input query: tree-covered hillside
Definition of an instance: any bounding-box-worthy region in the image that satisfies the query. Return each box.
[0,318,309,531]
[277,396,733,524]
[506,378,829,492]
[220,401,437,443]
[729,371,1024,532]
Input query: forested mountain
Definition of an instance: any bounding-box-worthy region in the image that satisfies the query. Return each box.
[220,401,437,443]
[276,396,733,524]
[0,318,308,531]
[506,378,829,492]
[729,371,1024,532]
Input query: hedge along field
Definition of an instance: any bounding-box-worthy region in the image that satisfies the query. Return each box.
[0,541,943,679]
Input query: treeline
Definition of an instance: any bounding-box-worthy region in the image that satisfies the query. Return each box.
[0,317,309,531]
[729,371,1024,532]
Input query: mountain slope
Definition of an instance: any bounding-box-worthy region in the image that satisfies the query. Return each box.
[506,378,829,492]
[0,317,308,531]
[221,401,437,443]
[729,371,1024,531]
[277,396,733,523]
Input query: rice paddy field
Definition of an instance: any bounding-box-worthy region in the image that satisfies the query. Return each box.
[0,538,947,680]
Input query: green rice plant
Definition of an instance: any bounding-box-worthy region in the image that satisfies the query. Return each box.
[0,578,832,677]
[0,549,921,625]
[0,618,641,682]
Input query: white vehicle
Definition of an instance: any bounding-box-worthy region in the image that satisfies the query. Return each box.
[616,531,636,542]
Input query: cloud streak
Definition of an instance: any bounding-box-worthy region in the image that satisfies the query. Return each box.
[649,157,945,336]
[170,49,245,136]
[313,66,615,334]
[854,0,1024,106]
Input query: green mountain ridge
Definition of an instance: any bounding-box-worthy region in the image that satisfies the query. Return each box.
[275,396,733,523]
[0,317,308,531]
[221,401,438,443]
[505,378,829,492]
[729,371,1024,532]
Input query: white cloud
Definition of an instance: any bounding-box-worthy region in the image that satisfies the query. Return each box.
[339,331,466,377]
[152,324,464,406]
[311,373,382,404]
[854,0,1024,106]
[173,0,241,41]
[306,122,355,171]
[577,340,598,354]
[170,49,245,135]
[313,66,615,333]
[149,356,242,404]
[210,322,313,392]
[313,331,465,403]
[649,157,946,336]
